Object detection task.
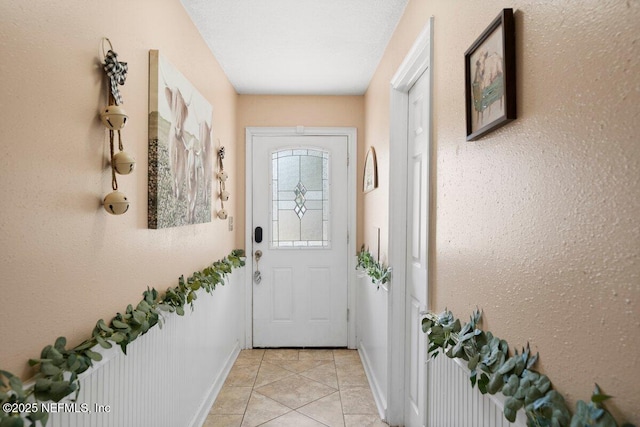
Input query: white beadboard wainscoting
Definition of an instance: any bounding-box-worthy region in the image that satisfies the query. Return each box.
[46,268,245,427]
[426,352,528,427]
[356,274,389,420]
[356,273,528,427]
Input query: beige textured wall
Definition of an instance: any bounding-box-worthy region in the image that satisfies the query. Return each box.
[366,0,640,422]
[236,95,365,248]
[0,0,238,378]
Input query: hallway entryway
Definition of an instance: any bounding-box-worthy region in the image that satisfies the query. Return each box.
[204,349,388,427]
[245,127,358,349]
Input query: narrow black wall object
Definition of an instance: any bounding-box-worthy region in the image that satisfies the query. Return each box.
[255,226,263,243]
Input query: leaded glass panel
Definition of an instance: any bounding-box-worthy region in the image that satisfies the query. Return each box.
[271,149,330,248]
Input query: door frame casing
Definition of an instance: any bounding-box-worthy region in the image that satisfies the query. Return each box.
[245,126,358,349]
[387,19,434,426]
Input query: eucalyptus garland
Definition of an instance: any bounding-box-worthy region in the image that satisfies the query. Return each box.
[0,249,245,427]
[422,309,635,427]
[356,245,391,288]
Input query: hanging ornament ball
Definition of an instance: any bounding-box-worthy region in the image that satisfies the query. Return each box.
[217,209,228,220]
[100,105,128,130]
[220,190,230,201]
[113,151,136,175]
[217,171,229,182]
[103,191,130,215]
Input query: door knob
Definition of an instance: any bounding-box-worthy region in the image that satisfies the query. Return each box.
[254,250,263,284]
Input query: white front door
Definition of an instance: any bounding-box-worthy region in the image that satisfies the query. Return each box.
[404,68,430,427]
[249,132,350,347]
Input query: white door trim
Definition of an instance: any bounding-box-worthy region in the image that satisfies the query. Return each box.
[245,126,358,349]
[387,19,434,426]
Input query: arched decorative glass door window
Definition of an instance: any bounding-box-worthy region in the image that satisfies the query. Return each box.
[271,149,330,248]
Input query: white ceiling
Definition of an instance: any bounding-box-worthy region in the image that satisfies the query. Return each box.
[180,0,409,95]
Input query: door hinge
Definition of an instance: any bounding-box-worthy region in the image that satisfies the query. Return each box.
[347,308,350,322]
[347,231,349,244]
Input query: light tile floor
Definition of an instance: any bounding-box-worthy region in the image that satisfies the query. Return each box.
[203,349,389,427]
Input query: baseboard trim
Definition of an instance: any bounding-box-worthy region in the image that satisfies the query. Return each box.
[358,343,387,421]
[189,341,241,427]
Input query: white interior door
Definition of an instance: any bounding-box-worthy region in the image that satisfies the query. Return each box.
[404,69,430,427]
[250,134,349,347]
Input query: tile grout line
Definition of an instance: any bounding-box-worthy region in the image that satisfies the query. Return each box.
[239,353,261,426]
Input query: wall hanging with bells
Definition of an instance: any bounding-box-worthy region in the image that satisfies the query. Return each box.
[100,38,135,215]
[216,145,230,220]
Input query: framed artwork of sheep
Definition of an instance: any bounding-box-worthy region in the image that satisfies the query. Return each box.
[148,50,214,228]
[465,8,516,141]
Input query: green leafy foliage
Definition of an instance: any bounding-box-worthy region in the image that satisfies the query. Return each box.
[568,385,619,427]
[356,245,391,288]
[527,390,572,427]
[0,371,27,427]
[421,309,634,427]
[0,250,246,427]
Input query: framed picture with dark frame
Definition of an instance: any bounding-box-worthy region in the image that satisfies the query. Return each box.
[465,8,516,141]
